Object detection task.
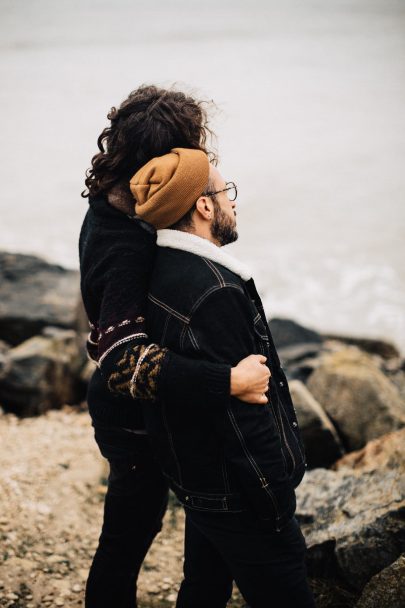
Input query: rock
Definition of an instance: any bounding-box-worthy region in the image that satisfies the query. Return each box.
[268,318,324,382]
[79,359,97,385]
[296,465,405,590]
[167,593,177,602]
[278,344,322,382]
[278,343,322,365]
[322,333,400,360]
[0,251,81,346]
[0,327,87,416]
[268,318,323,349]
[6,593,19,600]
[333,428,405,473]
[306,347,405,450]
[0,340,10,355]
[355,555,405,608]
[289,380,344,468]
[388,369,405,402]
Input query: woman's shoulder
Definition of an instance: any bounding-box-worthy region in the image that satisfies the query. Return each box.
[85,196,156,242]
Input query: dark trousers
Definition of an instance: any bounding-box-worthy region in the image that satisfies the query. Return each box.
[177,510,316,608]
[85,423,169,608]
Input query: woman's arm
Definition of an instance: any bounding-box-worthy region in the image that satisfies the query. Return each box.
[100,341,269,405]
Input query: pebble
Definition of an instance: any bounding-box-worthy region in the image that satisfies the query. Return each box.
[47,554,65,564]
[71,584,81,593]
[6,593,19,600]
[55,599,64,606]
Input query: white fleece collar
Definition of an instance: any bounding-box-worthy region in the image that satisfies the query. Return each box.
[156,229,252,281]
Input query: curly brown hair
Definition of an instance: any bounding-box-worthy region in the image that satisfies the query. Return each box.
[82,84,217,199]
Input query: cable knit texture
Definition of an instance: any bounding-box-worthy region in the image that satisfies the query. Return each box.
[107,343,167,401]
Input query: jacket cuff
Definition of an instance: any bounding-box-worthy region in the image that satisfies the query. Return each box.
[159,351,231,405]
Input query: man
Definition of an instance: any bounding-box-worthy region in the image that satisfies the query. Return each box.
[130,147,315,608]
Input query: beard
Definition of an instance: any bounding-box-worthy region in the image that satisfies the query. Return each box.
[211,205,238,246]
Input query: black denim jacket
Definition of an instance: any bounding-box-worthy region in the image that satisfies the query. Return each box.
[144,232,307,531]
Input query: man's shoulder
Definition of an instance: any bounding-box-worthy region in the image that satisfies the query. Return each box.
[155,247,243,287]
[149,248,246,316]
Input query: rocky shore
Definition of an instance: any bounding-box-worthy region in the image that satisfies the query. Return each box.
[0,251,404,607]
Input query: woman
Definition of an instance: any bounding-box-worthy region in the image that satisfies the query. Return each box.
[79,84,270,608]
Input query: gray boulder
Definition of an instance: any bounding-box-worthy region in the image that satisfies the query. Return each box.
[296,428,405,590]
[278,343,322,383]
[0,327,87,416]
[268,317,323,349]
[289,380,344,468]
[306,347,405,450]
[268,318,324,382]
[0,251,81,346]
[355,555,405,608]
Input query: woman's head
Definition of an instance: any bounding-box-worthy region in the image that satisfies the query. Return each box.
[82,84,217,199]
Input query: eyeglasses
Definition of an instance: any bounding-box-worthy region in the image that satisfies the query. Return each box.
[203,181,237,202]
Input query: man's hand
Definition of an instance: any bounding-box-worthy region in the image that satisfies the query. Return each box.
[230,354,271,404]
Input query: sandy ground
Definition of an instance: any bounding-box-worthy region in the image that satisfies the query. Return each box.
[0,407,246,608]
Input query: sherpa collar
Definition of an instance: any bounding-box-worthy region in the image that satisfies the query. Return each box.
[156,229,252,281]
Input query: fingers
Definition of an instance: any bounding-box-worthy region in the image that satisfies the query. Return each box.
[241,391,269,405]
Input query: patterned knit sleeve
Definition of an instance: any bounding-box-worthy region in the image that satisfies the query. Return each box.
[105,343,167,401]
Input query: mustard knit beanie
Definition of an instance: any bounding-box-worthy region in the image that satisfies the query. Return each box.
[129,147,210,230]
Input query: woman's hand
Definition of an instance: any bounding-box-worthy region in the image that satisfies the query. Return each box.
[230,354,271,404]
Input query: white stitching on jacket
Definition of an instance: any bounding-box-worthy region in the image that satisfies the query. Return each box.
[188,327,199,350]
[227,407,285,521]
[203,258,225,287]
[148,293,190,323]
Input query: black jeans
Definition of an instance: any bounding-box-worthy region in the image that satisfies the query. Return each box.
[177,510,316,608]
[85,423,169,608]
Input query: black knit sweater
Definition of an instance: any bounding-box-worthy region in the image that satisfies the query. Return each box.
[78,195,231,429]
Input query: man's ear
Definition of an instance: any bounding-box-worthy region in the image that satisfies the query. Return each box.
[195,196,214,220]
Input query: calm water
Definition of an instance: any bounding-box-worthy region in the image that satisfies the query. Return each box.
[1,0,404,351]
